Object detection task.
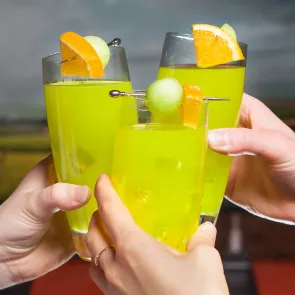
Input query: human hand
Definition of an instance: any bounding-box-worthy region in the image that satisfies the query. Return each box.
[86,175,228,295]
[0,156,90,289]
[209,93,295,223]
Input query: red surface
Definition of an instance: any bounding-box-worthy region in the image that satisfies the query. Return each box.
[31,259,295,295]
[253,261,295,295]
[30,258,103,295]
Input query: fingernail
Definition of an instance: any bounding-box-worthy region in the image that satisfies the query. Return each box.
[199,222,217,240]
[74,186,89,203]
[208,129,229,147]
[228,151,256,157]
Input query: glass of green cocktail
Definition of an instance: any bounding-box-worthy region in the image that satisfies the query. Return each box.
[158,26,247,224]
[110,79,208,252]
[43,33,137,260]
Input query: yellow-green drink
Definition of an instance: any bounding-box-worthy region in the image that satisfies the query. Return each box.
[109,78,208,252]
[46,80,135,225]
[158,65,245,218]
[43,48,137,260]
[112,123,207,252]
[158,32,247,222]
[45,81,136,257]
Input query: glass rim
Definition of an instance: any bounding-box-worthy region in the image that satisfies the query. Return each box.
[135,100,209,115]
[42,46,126,64]
[164,31,247,47]
[122,122,208,130]
[141,98,209,107]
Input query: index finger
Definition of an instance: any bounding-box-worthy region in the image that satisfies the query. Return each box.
[241,94,294,136]
[94,174,137,243]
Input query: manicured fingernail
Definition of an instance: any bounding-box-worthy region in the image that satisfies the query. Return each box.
[74,186,89,203]
[199,222,217,240]
[208,129,229,147]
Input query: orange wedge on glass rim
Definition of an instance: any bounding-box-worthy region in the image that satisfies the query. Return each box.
[181,84,203,128]
[60,31,104,78]
[192,24,245,68]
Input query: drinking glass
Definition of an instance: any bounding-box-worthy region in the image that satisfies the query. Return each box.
[158,32,247,224]
[110,94,208,252]
[42,47,137,260]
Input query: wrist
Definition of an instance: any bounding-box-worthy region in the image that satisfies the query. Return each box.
[0,261,15,290]
[0,204,17,289]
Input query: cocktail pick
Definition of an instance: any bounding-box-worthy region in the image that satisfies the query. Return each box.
[109,90,230,101]
[107,38,121,47]
[60,38,121,64]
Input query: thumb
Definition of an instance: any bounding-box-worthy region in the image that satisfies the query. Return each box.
[25,183,91,222]
[208,128,292,163]
[187,222,217,252]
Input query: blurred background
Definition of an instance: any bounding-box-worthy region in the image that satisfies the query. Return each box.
[0,0,295,294]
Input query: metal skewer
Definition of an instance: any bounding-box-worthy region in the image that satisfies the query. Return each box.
[109,90,230,101]
[60,38,121,64]
[107,38,121,47]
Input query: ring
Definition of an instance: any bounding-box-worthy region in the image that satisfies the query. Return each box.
[94,246,115,267]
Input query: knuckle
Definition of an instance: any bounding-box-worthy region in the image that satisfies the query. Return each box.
[97,201,112,218]
[233,129,249,148]
[49,183,67,202]
[23,193,41,223]
[116,228,142,262]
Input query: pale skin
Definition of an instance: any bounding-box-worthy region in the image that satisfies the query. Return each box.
[209,93,295,222]
[0,156,91,289]
[86,175,229,295]
[0,93,294,291]
[86,95,295,294]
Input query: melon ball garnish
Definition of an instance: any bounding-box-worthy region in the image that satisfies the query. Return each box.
[221,23,237,41]
[146,78,184,114]
[84,36,111,68]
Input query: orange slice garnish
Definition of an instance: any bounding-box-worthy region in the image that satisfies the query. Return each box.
[181,84,203,128]
[192,24,245,68]
[60,32,104,78]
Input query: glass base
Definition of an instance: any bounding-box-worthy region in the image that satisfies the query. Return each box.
[200,214,218,225]
[72,231,91,262]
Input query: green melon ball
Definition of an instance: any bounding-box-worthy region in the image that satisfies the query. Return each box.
[84,36,111,68]
[146,78,183,114]
[221,23,237,41]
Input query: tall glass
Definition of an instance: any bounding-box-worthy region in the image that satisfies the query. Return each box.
[42,47,137,260]
[111,96,208,252]
[158,32,247,224]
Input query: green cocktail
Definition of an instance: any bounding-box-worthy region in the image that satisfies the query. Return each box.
[43,47,137,260]
[111,80,208,252]
[158,31,247,222]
